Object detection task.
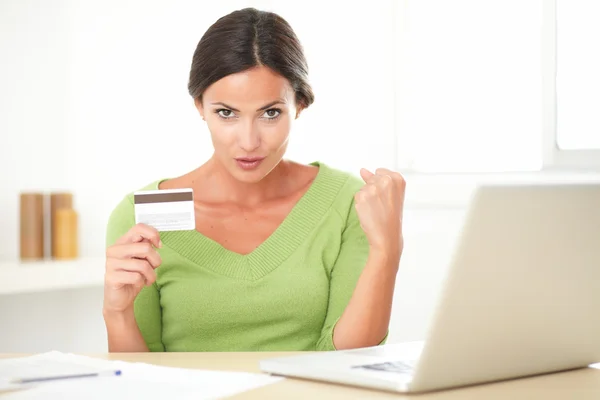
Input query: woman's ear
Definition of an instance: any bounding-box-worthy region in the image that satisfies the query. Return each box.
[295,104,305,119]
[194,97,205,120]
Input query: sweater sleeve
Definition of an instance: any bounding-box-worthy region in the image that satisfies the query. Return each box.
[105,196,165,352]
[315,198,389,351]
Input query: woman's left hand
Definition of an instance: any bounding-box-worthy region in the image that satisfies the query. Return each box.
[355,168,406,261]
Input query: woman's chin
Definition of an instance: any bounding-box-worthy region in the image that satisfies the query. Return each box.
[228,162,269,183]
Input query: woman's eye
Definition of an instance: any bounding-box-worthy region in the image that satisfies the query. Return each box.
[263,109,281,119]
[218,109,234,118]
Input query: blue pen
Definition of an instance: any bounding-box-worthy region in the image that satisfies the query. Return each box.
[9,370,122,384]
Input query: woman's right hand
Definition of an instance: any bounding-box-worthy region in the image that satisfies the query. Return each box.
[103,223,162,315]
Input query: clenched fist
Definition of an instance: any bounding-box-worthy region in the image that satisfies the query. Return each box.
[355,168,406,260]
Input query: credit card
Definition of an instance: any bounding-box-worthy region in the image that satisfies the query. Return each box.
[133,188,195,231]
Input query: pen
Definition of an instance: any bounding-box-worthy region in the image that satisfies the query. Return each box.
[9,370,122,384]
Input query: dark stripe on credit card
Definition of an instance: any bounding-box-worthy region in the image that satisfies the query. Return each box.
[134,191,193,204]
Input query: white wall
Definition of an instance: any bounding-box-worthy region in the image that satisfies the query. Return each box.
[0,0,464,352]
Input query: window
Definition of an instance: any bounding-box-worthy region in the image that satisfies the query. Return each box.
[393,0,600,173]
[395,0,543,173]
[555,0,600,151]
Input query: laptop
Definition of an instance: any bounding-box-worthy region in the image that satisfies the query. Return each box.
[259,182,600,393]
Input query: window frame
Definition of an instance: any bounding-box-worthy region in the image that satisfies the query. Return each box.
[393,0,600,208]
[543,0,600,170]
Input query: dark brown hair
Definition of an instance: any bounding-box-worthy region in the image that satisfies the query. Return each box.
[187,8,314,109]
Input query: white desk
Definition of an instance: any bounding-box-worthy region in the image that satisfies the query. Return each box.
[3,352,595,399]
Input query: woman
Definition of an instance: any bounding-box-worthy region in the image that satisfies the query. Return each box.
[103,7,406,352]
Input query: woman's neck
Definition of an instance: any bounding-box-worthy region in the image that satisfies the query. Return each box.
[190,157,297,208]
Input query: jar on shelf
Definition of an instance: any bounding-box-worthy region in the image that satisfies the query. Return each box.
[19,193,45,261]
[50,192,73,258]
[52,208,78,260]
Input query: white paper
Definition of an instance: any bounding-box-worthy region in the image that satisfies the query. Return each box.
[0,353,115,381]
[0,382,24,394]
[0,352,283,400]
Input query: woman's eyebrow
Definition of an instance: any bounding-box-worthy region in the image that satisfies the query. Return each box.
[256,100,286,111]
[210,102,240,112]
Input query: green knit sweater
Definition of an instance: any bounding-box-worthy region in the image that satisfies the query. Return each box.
[105,162,380,352]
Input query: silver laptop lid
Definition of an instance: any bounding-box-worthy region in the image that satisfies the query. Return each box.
[410,182,600,391]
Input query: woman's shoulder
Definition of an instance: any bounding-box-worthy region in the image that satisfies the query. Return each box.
[310,161,365,218]
[314,161,364,195]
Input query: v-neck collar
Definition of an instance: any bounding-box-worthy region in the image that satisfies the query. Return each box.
[157,161,349,280]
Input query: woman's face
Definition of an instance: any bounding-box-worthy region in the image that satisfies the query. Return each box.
[196,66,301,183]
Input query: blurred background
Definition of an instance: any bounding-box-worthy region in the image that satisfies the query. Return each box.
[1,0,599,352]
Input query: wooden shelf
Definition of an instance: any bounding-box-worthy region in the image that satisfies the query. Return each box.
[0,258,105,295]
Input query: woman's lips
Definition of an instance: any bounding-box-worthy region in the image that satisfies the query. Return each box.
[235,157,265,170]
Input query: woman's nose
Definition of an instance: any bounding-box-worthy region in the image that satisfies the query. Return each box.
[237,121,261,152]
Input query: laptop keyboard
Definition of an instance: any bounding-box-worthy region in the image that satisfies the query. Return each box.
[352,360,415,374]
